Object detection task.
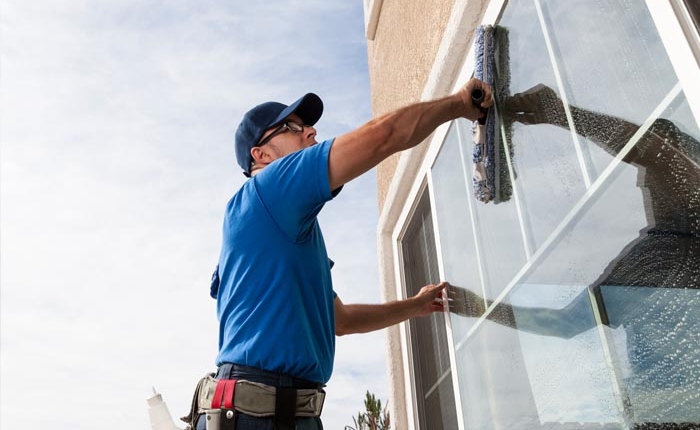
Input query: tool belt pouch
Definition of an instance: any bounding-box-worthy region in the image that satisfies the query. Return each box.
[233,380,325,418]
[181,373,216,430]
[199,376,238,430]
[180,374,237,430]
[205,408,236,430]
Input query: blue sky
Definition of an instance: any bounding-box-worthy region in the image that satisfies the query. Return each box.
[1,1,388,428]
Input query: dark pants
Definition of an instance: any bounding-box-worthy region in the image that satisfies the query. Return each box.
[194,363,324,430]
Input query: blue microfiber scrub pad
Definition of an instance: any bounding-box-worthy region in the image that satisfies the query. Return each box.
[472,24,514,204]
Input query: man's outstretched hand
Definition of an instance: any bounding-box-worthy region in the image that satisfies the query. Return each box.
[412,281,449,317]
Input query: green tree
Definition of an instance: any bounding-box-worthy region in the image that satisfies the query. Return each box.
[345,391,391,430]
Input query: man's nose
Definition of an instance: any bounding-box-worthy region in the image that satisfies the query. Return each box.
[304,125,316,139]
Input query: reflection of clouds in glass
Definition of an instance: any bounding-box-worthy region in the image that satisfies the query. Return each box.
[542,0,674,120]
[518,331,620,424]
[508,121,588,249]
[510,284,622,424]
[538,0,681,183]
[524,161,646,285]
[455,323,542,429]
[455,315,623,428]
[459,117,529,299]
[500,0,557,95]
[601,286,700,422]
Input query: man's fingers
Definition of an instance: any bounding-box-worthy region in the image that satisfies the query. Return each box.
[429,282,448,299]
[431,303,445,312]
[480,84,494,108]
[461,79,493,120]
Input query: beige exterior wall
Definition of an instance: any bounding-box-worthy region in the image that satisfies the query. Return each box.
[366,0,454,212]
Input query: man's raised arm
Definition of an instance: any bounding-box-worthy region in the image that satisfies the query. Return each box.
[328,78,492,190]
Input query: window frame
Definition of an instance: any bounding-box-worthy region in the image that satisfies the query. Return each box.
[645,0,700,122]
[363,0,383,40]
[393,165,450,430]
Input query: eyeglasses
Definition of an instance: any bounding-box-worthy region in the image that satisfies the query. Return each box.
[257,121,308,147]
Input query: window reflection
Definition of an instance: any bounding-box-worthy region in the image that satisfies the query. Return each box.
[453,285,624,429]
[452,87,700,427]
[598,286,700,424]
[538,0,680,178]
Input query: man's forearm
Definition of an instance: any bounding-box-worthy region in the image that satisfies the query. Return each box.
[328,79,491,189]
[336,300,420,336]
[372,95,466,155]
[328,96,464,189]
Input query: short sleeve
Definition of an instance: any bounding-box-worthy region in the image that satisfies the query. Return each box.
[253,139,338,242]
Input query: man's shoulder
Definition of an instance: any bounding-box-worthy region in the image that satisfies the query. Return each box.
[224,179,258,212]
[271,138,335,172]
[252,138,335,190]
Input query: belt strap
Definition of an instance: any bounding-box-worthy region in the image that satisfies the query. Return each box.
[211,379,238,410]
[223,380,236,409]
[274,387,297,430]
[211,380,226,409]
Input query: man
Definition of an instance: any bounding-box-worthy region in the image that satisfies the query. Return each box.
[196,78,492,430]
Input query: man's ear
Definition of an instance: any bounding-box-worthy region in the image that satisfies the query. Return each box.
[250,146,268,164]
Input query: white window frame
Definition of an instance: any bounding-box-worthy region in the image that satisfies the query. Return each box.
[646,0,700,121]
[392,134,450,430]
[363,0,384,40]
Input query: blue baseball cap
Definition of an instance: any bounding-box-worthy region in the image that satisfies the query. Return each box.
[235,93,323,176]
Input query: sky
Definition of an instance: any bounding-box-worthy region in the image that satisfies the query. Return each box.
[0,1,390,429]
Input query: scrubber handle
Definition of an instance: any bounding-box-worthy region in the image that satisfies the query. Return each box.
[471,89,488,125]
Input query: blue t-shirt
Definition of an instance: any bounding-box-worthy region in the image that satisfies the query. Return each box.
[214,139,339,384]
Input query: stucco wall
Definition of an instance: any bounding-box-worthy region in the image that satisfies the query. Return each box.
[366,0,454,212]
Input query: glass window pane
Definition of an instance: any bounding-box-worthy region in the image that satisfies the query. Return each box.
[497,0,589,253]
[455,293,624,429]
[431,122,486,341]
[450,118,527,301]
[545,3,676,98]
[452,162,652,428]
[400,190,458,429]
[518,151,700,426]
[598,286,700,424]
